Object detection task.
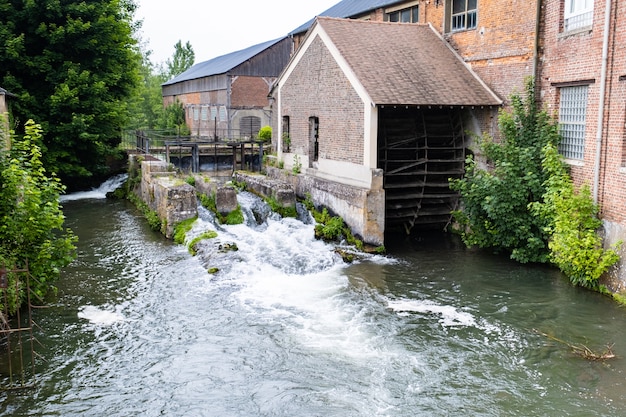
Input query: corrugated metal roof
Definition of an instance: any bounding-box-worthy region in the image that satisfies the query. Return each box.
[290,0,403,35]
[163,37,285,86]
[314,17,502,106]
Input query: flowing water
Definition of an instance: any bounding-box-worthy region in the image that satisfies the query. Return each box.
[2,178,626,416]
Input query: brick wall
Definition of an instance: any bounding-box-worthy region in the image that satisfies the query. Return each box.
[538,0,626,225]
[280,35,364,166]
[231,76,273,108]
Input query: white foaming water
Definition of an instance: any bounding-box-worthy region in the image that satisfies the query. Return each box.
[60,174,128,202]
[78,304,124,325]
[387,298,478,327]
[197,192,393,360]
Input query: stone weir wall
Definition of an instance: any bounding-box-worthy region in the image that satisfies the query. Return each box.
[262,167,385,246]
[139,160,384,246]
[140,160,197,239]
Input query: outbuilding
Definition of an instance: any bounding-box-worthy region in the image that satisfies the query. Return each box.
[271,17,501,243]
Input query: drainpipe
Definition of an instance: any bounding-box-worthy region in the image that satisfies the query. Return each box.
[593,0,613,203]
[532,0,542,82]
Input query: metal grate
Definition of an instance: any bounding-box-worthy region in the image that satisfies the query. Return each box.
[0,264,39,391]
[558,85,588,160]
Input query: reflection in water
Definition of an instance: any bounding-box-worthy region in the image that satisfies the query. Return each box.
[1,190,626,416]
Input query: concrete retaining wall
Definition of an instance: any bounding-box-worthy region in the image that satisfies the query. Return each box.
[264,167,385,246]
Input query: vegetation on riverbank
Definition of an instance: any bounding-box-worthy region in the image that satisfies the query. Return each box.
[0,120,77,315]
[451,78,621,293]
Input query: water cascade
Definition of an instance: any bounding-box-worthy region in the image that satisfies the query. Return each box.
[2,182,626,416]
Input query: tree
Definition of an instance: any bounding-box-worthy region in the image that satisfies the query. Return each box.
[0,0,141,189]
[451,77,620,289]
[450,78,560,263]
[166,40,195,79]
[0,120,76,315]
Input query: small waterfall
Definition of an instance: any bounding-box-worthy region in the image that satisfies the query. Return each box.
[60,174,128,202]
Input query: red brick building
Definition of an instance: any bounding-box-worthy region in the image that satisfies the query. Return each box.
[537,0,626,287]
[272,17,500,242]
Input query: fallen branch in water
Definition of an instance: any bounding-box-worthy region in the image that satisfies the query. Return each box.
[533,329,616,361]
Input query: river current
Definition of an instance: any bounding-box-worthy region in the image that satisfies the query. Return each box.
[2,177,626,416]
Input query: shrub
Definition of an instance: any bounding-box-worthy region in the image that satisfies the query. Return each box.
[258,126,272,142]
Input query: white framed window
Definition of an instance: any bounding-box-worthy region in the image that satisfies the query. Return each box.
[564,0,594,31]
[200,105,208,121]
[451,0,477,31]
[386,5,419,23]
[558,85,589,160]
[193,106,199,122]
[210,106,218,121]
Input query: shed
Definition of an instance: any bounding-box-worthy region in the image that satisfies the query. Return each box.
[162,37,292,140]
[273,17,501,237]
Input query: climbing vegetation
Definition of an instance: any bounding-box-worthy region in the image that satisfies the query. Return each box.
[0,120,77,314]
[451,77,620,289]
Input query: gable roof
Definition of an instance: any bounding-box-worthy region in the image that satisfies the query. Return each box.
[311,17,502,107]
[290,0,403,35]
[163,37,285,86]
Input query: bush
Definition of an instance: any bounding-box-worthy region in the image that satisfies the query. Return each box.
[0,120,77,312]
[258,126,272,142]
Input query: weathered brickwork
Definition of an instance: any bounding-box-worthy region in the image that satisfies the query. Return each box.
[538,0,625,226]
[231,76,273,108]
[281,35,364,166]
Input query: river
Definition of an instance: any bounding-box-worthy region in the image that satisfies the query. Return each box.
[2,179,626,416]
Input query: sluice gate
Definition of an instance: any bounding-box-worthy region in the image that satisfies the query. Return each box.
[378,108,466,235]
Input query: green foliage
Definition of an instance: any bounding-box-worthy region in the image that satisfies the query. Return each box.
[266,196,297,218]
[315,215,344,241]
[185,175,196,187]
[165,40,195,79]
[452,77,621,289]
[530,144,621,289]
[0,0,142,187]
[199,192,217,213]
[173,217,197,245]
[224,206,244,225]
[450,78,560,263]
[257,126,272,142]
[292,155,302,174]
[188,230,218,256]
[0,120,77,312]
[199,192,243,225]
[127,191,162,232]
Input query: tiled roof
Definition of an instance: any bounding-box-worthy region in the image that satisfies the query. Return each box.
[290,0,402,35]
[163,37,285,85]
[315,17,502,106]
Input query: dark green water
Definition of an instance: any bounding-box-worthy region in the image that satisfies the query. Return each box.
[1,190,626,416]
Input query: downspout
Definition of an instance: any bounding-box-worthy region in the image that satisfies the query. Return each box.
[227,74,232,138]
[532,0,542,82]
[593,0,613,203]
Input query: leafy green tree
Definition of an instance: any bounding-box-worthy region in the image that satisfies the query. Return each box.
[0,120,76,314]
[450,78,560,263]
[0,0,141,189]
[166,40,195,79]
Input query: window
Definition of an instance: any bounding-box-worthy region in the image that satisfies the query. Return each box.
[386,5,419,23]
[558,85,589,160]
[193,106,199,122]
[282,116,290,152]
[451,0,477,31]
[564,0,594,31]
[200,106,208,121]
[309,116,319,163]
